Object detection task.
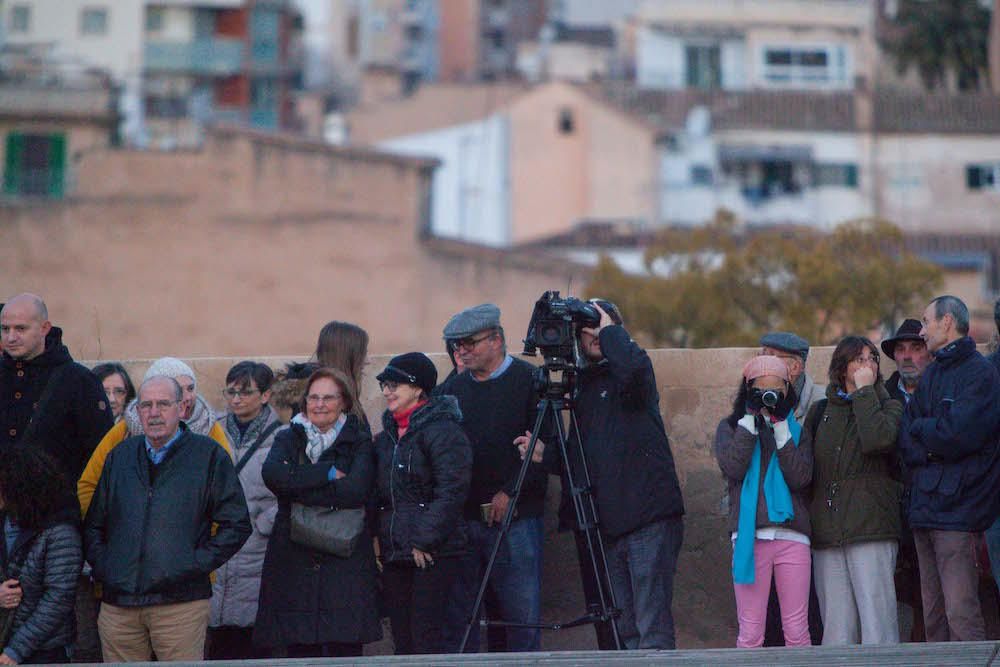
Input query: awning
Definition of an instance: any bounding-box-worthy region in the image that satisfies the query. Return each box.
[718,144,813,162]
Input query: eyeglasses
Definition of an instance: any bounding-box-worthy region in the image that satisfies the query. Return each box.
[223,388,260,400]
[137,399,178,412]
[306,393,341,404]
[104,387,128,397]
[449,331,495,352]
[852,354,880,365]
[379,381,399,392]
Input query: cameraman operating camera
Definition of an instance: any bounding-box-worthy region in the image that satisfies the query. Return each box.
[520,300,686,650]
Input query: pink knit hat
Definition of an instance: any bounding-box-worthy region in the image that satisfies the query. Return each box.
[742,355,790,382]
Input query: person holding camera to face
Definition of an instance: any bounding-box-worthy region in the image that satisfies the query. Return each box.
[522,300,685,650]
[714,355,813,648]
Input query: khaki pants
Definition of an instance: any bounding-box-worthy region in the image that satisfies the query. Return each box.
[98,599,210,662]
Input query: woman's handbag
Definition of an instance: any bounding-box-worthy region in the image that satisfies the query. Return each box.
[289,504,365,558]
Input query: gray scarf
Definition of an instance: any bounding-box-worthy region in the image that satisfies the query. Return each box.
[225,405,274,453]
[292,413,345,463]
[122,394,215,437]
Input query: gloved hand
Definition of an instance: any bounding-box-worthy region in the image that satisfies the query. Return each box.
[737,414,757,436]
[773,420,792,449]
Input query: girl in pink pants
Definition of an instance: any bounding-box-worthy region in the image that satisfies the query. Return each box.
[715,355,815,648]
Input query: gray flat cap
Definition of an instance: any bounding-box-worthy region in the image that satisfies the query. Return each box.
[443,303,501,340]
[760,331,810,361]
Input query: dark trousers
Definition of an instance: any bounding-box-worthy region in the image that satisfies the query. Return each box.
[286,642,362,658]
[913,528,985,641]
[206,626,269,660]
[25,646,69,665]
[603,517,684,649]
[383,557,461,655]
[72,576,102,663]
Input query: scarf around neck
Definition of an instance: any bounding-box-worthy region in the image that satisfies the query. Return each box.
[293,412,346,463]
[225,405,273,452]
[733,412,802,585]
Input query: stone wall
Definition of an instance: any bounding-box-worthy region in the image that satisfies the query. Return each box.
[95,345,849,650]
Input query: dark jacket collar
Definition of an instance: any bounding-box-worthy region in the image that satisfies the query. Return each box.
[381,395,462,439]
[932,336,977,366]
[1,326,71,369]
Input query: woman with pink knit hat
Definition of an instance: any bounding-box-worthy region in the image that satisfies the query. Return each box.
[714,355,814,648]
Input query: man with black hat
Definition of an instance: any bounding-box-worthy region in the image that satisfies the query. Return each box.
[437,303,551,653]
[760,332,825,421]
[881,319,932,406]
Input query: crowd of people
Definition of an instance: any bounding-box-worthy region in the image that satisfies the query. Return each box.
[0,289,999,662]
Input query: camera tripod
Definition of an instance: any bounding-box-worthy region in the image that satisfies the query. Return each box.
[458,362,623,652]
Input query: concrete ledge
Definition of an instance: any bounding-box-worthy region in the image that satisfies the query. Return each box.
[69,641,1000,666]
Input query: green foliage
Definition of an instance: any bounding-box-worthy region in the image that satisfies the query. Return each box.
[586,216,943,348]
[882,0,992,91]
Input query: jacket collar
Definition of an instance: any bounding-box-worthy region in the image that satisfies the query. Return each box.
[932,336,977,366]
[381,395,462,439]
[1,326,71,369]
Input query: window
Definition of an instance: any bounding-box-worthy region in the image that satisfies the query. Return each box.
[967,163,1000,191]
[762,45,847,86]
[814,163,858,188]
[145,7,164,32]
[690,165,714,185]
[80,7,108,35]
[251,7,280,64]
[9,5,30,32]
[3,133,68,198]
[558,108,574,134]
[685,45,721,90]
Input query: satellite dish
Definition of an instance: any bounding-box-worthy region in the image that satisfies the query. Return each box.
[686,105,711,138]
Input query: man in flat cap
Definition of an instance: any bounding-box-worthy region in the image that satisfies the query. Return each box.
[760,332,825,422]
[437,304,551,652]
[882,319,931,407]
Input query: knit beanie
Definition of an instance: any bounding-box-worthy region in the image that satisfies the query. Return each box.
[742,355,790,383]
[143,356,197,390]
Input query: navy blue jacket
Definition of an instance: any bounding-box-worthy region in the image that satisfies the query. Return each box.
[570,325,685,539]
[899,336,1000,532]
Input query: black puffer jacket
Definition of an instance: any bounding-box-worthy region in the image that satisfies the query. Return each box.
[83,427,251,607]
[0,506,81,663]
[374,396,472,563]
[0,327,113,486]
[571,326,685,540]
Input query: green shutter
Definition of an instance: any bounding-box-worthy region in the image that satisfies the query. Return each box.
[3,132,25,195]
[47,134,66,198]
[845,164,858,188]
[967,165,983,190]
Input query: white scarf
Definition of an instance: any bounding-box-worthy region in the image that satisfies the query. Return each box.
[292,412,346,463]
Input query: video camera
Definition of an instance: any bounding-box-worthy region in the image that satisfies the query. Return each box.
[522,291,602,369]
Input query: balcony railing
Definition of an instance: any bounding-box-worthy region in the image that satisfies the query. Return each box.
[144,39,244,75]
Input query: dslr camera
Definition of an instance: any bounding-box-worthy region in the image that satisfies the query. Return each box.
[523,291,602,368]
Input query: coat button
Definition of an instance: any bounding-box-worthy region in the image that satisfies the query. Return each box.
[13,393,20,400]
[313,563,321,571]
[8,429,15,437]
[16,371,24,377]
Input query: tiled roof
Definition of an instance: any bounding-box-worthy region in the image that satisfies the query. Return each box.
[874,91,1000,134]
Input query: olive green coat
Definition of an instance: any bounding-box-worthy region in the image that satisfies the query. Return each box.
[808,381,903,550]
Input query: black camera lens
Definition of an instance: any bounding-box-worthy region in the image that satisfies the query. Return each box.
[538,324,564,345]
[761,390,779,408]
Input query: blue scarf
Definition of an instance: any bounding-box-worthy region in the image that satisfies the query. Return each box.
[733,413,802,585]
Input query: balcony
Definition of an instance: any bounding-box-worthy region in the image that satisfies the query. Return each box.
[144,39,244,75]
[249,108,278,129]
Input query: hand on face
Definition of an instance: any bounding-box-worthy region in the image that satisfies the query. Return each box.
[853,365,876,389]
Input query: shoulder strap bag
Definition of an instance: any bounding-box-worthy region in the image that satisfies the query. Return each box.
[288,449,364,558]
[234,421,282,476]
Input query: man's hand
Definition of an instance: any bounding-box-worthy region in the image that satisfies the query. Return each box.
[853,366,875,390]
[0,580,20,609]
[489,491,511,526]
[412,548,434,569]
[515,431,545,463]
[0,651,16,665]
[580,303,615,339]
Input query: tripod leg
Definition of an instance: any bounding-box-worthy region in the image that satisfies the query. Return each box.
[559,408,625,650]
[458,399,552,654]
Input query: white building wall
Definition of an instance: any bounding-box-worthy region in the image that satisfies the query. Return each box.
[380,115,511,247]
[636,26,684,89]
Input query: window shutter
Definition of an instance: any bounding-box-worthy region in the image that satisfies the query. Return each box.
[47,134,67,198]
[3,132,25,195]
[967,165,983,189]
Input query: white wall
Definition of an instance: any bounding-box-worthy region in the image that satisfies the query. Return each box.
[636,26,684,89]
[380,115,511,247]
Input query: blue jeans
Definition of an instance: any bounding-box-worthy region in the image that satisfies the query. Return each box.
[444,517,543,652]
[604,517,684,649]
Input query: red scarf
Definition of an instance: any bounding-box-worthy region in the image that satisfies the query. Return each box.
[395,400,428,438]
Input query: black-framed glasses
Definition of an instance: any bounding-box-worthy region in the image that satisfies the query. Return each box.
[852,353,880,365]
[222,388,260,400]
[448,331,495,352]
[379,381,400,392]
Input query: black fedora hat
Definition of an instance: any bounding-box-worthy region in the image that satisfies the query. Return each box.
[880,319,924,360]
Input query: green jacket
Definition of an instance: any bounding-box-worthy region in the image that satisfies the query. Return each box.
[807,380,903,549]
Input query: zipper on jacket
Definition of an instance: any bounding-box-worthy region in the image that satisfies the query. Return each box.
[135,485,153,594]
[388,429,400,561]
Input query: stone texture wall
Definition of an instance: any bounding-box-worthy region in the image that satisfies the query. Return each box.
[95,345,847,650]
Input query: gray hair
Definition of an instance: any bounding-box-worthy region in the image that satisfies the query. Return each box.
[930,295,970,336]
[139,375,183,402]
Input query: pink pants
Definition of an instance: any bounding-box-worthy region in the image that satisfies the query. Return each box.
[733,539,811,648]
